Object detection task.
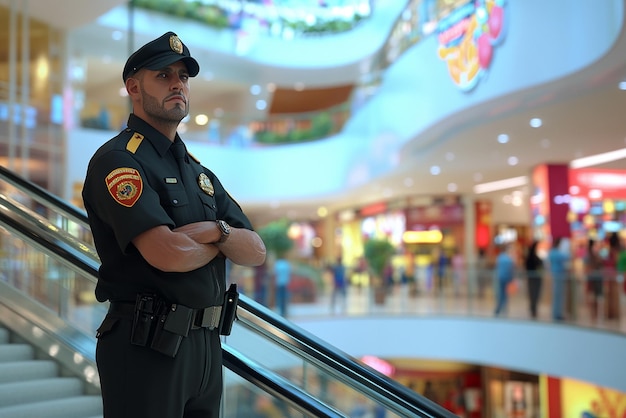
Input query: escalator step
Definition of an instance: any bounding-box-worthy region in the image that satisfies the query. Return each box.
[0,377,84,407]
[0,360,58,384]
[0,396,102,418]
[0,344,33,362]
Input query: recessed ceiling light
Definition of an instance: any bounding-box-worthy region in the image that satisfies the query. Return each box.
[256,100,267,110]
[507,156,519,166]
[619,81,626,90]
[497,134,509,144]
[194,114,209,126]
[250,85,261,95]
[430,165,441,175]
[530,118,542,128]
[447,183,458,192]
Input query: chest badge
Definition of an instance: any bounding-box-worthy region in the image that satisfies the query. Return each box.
[198,173,214,196]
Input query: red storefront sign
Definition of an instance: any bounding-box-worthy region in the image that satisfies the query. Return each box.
[569,168,626,200]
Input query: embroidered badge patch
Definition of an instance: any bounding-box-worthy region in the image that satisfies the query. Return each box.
[106,167,143,207]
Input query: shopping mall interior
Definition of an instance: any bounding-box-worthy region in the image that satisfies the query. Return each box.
[1,0,626,417]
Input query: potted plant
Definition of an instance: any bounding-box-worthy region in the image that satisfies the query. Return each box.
[363,238,396,305]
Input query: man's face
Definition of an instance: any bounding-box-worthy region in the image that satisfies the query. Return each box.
[136,61,190,124]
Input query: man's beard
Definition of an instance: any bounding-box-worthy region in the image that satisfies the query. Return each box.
[141,90,188,124]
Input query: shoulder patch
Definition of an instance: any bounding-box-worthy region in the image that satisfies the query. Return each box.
[126,132,144,154]
[105,167,143,207]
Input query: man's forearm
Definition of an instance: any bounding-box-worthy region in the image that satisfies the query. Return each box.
[218,227,266,266]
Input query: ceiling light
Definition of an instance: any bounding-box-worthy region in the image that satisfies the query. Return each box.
[619,81,626,90]
[256,100,267,110]
[317,207,328,217]
[404,177,414,187]
[447,183,458,192]
[530,118,542,128]
[194,114,209,126]
[474,176,528,194]
[497,134,509,144]
[507,156,519,166]
[250,85,261,95]
[570,148,626,168]
[430,165,441,175]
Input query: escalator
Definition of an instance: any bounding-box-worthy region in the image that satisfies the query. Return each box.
[0,166,454,418]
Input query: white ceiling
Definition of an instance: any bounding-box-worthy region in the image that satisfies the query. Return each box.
[13,1,626,224]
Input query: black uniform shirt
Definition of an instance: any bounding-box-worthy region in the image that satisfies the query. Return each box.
[82,114,253,308]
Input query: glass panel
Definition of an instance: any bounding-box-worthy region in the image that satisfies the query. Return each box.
[224,319,409,417]
[0,224,105,336]
[224,369,309,417]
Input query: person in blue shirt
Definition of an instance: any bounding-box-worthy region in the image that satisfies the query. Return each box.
[274,256,291,317]
[494,244,515,316]
[548,237,569,321]
[329,257,347,314]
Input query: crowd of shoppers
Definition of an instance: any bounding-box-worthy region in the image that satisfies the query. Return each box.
[226,232,626,327]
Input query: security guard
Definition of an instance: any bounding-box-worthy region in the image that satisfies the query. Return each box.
[82,32,266,418]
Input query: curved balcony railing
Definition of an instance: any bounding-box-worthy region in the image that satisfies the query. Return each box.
[132,0,373,38]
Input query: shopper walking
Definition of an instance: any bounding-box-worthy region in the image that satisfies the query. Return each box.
[329,257,347,314]
[494,244,515,316]
[585,239,604,321]
[274,256,292,317]
[547,237,569,321]
[524,240,543,318]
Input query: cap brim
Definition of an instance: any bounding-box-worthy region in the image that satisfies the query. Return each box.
[143,54,200,77]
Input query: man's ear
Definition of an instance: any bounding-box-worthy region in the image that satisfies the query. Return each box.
[125,77,140,97]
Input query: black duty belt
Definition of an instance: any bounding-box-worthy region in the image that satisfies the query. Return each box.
[108,301,222,331]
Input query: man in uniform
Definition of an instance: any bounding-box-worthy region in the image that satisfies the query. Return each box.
[82,31,266,418]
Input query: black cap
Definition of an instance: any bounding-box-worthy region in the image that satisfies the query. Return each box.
[122,32,200,81]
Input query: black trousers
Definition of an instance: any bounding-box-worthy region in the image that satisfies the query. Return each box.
[527,276,542,317]
[96,317,222,418]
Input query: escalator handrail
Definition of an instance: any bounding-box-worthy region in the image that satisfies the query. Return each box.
[236,295,455,417]
[0,165,89,228]
[0,193,99,278]
[222,345,347,418]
